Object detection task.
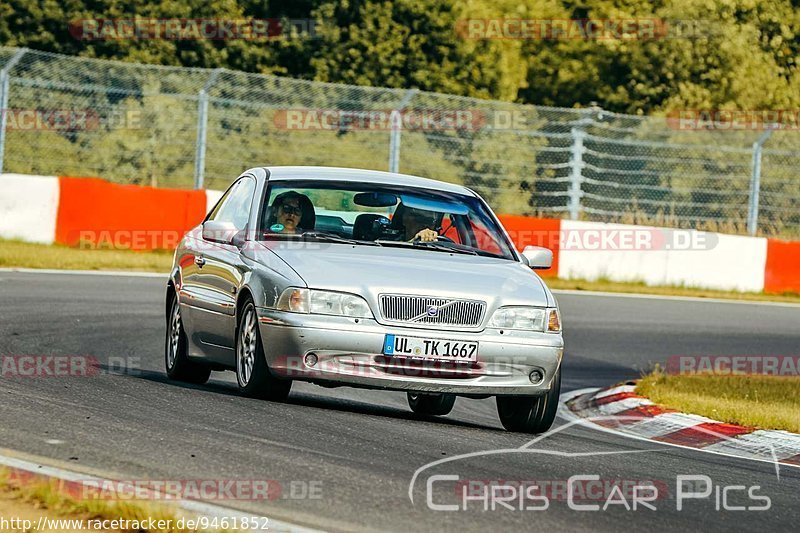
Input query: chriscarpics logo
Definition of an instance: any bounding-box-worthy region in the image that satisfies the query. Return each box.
[409,418,774,513]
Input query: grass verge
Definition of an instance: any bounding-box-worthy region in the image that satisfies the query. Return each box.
[0,239,172,272]
[1,239,799,304]
[0,469,226,532]
[636,370,800,433]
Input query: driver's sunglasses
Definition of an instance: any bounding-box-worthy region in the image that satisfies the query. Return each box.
[279,204,302,216]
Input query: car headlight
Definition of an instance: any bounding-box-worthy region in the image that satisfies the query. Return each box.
[489,306,561,333]
[276,288,373,318]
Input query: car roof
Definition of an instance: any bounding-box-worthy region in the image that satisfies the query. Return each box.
[256,166,475,196]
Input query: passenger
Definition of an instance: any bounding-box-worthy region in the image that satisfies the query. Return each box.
[266,191,315,234]
[390,204,439,242]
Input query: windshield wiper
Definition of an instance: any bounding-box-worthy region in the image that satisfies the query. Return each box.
[413,239,506,258]
[376,239,478,256]
[261,230,379,246]
[302,231,381,246]
[413,240,479,255]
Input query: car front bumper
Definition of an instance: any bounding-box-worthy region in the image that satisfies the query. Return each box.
[256,309,563,396]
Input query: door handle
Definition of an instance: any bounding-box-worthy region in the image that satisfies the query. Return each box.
[194,256,206,267]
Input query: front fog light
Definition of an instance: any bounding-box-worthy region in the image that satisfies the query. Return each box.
[529,370,544,384]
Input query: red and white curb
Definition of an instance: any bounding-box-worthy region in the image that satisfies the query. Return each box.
[559,384,800,472]
[0,451,321,533]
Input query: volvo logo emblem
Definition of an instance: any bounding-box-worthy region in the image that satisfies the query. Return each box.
[409,300,457,322]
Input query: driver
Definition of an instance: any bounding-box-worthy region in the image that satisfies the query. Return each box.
[266,191,315,234]
[391,204,440,242]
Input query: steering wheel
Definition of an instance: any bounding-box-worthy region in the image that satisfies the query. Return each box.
[436,235,455,243]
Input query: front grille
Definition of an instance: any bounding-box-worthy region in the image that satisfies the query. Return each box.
[379,294,486,328]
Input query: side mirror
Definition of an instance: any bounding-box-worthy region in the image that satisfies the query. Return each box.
[202,220,239,245]
[521,245,553,269]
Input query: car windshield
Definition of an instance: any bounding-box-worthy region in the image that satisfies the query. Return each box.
[259,179,517,260]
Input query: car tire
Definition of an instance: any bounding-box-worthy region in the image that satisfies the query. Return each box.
[407,392,456,416]
[165,292,211,384]
[236,299,292,401]
[496,367,561,434]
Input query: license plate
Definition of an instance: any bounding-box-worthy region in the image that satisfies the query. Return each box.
[383,334,478,362]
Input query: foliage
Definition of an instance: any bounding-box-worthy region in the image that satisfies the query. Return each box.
[2,1,799,114]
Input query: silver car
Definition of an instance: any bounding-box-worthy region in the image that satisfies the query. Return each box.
[165,166,563,433]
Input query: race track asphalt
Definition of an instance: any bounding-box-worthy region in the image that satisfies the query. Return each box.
[0,270,798,532]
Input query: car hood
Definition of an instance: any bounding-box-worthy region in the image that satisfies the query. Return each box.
[250,242,552,310]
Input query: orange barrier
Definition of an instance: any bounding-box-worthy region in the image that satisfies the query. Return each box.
[764,239,800,294]
[43,176,800,294]
[497,214,560,277]
[55,177,207,250]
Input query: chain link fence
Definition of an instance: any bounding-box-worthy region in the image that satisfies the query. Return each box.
[0,46,797,237]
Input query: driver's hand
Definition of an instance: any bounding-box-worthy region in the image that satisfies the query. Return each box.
[413,229,438,242]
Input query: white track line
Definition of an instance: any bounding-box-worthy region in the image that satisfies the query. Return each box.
[0,452,322,533]
[0,267,166,278]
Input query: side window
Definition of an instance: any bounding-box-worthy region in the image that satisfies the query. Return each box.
[210,178,256,231]
[468,218,503,255]
[440,214,463,244]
